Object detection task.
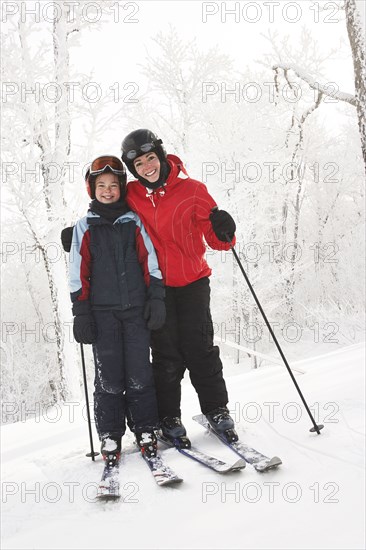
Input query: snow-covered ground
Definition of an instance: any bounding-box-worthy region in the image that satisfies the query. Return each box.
[1,343,365,550]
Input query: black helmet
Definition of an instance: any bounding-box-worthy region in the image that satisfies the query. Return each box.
[121,129,169,189]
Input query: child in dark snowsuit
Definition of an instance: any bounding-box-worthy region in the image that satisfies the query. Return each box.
[69,155,165,461]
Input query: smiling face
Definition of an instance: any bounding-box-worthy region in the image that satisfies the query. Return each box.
[94,172,121,203]
[133,152,161,184]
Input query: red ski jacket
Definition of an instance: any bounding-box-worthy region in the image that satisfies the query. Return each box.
[126,154,235,287]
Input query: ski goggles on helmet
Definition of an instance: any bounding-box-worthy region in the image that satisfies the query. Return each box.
[89,155,126,176]
[125,139,163,160]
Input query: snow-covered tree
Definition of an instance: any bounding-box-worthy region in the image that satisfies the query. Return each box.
[1,5,85,406]
[273,0,365,171]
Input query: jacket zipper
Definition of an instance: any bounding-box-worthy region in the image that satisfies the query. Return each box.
[146,189,165,231]
[146,192,156,208]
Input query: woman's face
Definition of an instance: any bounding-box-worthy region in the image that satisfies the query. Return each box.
[95,172,121,203]
[133,152,161,184]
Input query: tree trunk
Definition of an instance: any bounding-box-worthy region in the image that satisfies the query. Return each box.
[17,12,81,402]
[47,9,80,400]
[285,170,304,318]
[344,0,366,170]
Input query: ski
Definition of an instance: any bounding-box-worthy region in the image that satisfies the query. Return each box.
[141,452,183,486]
[97,454,121,499]
[193,414,282,472]
[157,433,246,474]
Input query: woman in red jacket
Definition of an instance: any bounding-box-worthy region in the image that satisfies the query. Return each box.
[121,129,237,443]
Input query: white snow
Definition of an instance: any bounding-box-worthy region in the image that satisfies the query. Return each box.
[101,438,119,453]
[1,343,365,550]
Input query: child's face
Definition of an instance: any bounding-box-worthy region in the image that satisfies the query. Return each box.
[133,152,161,184]
[95,173,121,203]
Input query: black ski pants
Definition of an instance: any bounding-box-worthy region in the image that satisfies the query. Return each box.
[150,277,228,419]
[92,308,159,440]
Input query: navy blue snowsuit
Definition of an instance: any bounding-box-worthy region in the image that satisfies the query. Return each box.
[69,208,162,439]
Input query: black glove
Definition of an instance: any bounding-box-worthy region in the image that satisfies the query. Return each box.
[72,300,97,344]
[210,208,236,242]
[61,226,74,253]
[144,276,166,330]
[144,299,166,330]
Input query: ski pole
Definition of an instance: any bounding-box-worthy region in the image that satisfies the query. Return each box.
[218,217,324,434]
[80,343,100,460]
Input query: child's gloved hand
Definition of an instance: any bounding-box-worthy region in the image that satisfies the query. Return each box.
[61,226,74,252]
[145,276,166,330]
[210,208,236,242]
[72,301,98,344]
[144,298,166,330]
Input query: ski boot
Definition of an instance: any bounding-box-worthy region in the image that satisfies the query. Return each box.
[135,431,158,458]
[205,407,238,443]
[160,417,191,449]
[101,434,121,467]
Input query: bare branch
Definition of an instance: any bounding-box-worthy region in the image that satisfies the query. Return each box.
[272,63,356,106]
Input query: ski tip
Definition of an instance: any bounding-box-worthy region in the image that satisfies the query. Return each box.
[192,413,206,422]
[97,494,120,500]
[231,458,246,470]
[254,456,282,472]
[269,456,282,467]
[155,476,184,486]
[215,459,247,474]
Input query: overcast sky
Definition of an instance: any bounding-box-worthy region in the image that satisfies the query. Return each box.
[73,1,354,88]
